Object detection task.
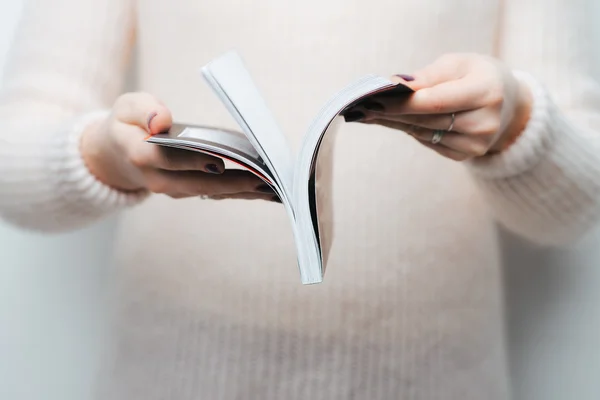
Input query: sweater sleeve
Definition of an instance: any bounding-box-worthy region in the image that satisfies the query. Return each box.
[0,0,147,233]
[466,0,600,246]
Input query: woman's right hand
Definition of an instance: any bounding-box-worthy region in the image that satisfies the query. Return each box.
[81,92,277,201]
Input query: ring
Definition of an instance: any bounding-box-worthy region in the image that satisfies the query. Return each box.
[431,130,445,144]
[447,113,456,132]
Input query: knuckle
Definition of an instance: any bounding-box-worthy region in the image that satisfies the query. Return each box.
[477,120,501,136]
[486,85,505,106]
[128,146,152,168]
[456,117,475,133]
[430,96,445,113]
[469,141,489,156]
[420,90,445,113]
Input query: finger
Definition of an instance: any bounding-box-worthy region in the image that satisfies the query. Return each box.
[369,117,472,160]
[369,77,491,115]
[364,118,428,138]
[365,112,459,131]
[399,53,469,90]
[114,92,173,135]
[410,130,490,157]
[365,119,490,157]
[418,141,472,162]
[353,53,470,115]
[350,55,468,113]
[365,108,499,136]
[143,169,267,197]
[125,134,226,173]
[208,192,281,202]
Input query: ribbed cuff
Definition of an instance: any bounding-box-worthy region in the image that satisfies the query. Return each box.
[1,110,150,231]
[467,71,555,179]
[56,111,150,216]
[464,72,600,245]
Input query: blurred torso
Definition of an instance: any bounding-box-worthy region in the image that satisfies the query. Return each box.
[102,1,510,399]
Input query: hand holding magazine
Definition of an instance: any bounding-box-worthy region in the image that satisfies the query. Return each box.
[147,51,412,284]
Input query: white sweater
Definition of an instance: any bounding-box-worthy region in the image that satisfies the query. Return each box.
[1,0,600,399]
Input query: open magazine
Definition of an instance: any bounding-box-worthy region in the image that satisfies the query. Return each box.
[147,51,412,284]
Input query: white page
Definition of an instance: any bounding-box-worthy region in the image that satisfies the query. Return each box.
[200,51,314,283]
[293,76,410,282]
[201,51,295,203]
[147,124,276,186]
[178,125,261,159]
[197,51,412,284]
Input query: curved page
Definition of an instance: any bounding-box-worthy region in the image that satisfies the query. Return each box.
[293,76,413,283]
[201,51,295,204]
[147,124,277,189]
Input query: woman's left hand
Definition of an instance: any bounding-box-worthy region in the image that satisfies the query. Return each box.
[344,53,533,161]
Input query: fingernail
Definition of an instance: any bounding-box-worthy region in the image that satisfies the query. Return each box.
[394,74,415,82]
[256,184,274,193]
[271,196,282,203]
[343,111,365,122]
[205,164,221,174]
[362,101,384,112]
[147,112,158,132]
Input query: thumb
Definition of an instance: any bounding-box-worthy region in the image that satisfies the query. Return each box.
[114,92,173,135]
[392,54,467,91]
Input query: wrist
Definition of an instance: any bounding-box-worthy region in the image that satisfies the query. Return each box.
[81,119,146,193]
[489,78,533,154]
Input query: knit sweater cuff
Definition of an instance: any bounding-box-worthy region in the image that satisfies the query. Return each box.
[463,72,600,245]
[467,71,554,179]
[1,110,150,231]
[58,110,150,216]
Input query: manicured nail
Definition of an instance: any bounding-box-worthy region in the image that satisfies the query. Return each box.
[343,111,365,122]
[147,111,158,131]
[256,184,274,193]
[394,74,415,82]
[271,196,282,203]
[362,101,384,112]
[205,164,221,174]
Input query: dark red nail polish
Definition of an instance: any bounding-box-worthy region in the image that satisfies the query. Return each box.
[362,101,384,111]
[205,164,221,174]
[395,74,415,82]
[147,112,158,131]
[256,184,274,193]
[343,111,365,122]
[271,196,282,203]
